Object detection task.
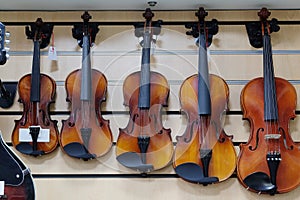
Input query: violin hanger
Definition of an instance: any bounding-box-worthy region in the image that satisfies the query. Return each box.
[185,7,218,47]
[25,18,53,49]
[0,79,17,108]
[133,8,162,40]
[245,7,280,49]
[72,11,99,48]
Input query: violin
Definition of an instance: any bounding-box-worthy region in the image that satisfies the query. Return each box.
[237,8,300,194]
[12,18,59,156]
[116,8,173,173]
[173,7,236,185]
[0,131,35,200]
[60,11,113,160]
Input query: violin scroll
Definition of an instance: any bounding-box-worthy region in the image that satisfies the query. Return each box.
[72,11,99,48]
[185,7,218,47]
[195,7,208,21]
[246,8,280,48]
[25,18,53,49]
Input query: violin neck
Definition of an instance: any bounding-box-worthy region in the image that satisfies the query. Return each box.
[138,31,151,109]
[30,40,41,102]
[263,34,279,121]
[197,27,211,116]
[80,34,92,101]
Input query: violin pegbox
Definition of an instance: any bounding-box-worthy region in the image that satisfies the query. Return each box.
[25,18,53,49]
[72,11,99,48]
[0,22,10,65]
[185,7,218,47]
[72,23,99,48]
[134,8,162,48]
[246,8,280,49]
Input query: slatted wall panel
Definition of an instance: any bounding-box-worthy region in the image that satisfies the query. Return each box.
[1,10,300,199]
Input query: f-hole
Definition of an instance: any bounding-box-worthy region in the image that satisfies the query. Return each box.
[249,127,264,151]
[280,127,293,150]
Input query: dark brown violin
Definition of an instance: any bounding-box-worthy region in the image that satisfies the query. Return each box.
[237,8,300,194]
[173,7,236,185]
[0,132,35,200]
[60,11,113,160]
[12,18,59,156]
[116,8,173,172]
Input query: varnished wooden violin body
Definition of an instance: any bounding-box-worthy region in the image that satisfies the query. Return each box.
[60,11,113,160]
[237,8,300,194]
[173,7,236,185]
[12,18,59,156]
[116,8,173,172]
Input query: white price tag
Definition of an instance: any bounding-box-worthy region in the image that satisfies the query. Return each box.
[0,181,4,196]
[48,46,57,60]
[19,126,50,142]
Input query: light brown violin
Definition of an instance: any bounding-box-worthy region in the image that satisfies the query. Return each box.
[173,7,236,185]
[60,11,113,160]
[116,8,173,173]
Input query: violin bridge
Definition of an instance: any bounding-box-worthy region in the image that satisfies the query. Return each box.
[80,128,92,149]
[264,134,281,140]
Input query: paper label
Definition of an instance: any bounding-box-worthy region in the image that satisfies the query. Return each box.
[0,181,4,196]
[48,46,57,60]
[19,126,50,142]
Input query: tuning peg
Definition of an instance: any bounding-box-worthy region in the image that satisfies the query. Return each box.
[5,39,10,45]
[5,32,10,38]
[152,35,157,44]
[5,53,9,60]
[138,37,143,46]
[185,23,192,29]
[4,47,10,52]
[195,38,200,47]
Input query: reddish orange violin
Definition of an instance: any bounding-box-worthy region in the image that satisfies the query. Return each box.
[237,8,300,194]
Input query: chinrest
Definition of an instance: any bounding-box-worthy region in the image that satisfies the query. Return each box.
[116,152,154,173]
[0,82,17,109]
[243,172,277,194]
[63,142,96,160]
[175,162,219,185]
[15,143,44,156]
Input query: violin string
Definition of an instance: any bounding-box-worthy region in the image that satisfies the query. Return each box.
[268,24,280,155]
[263,22,280,155]
[263,22,271,155]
